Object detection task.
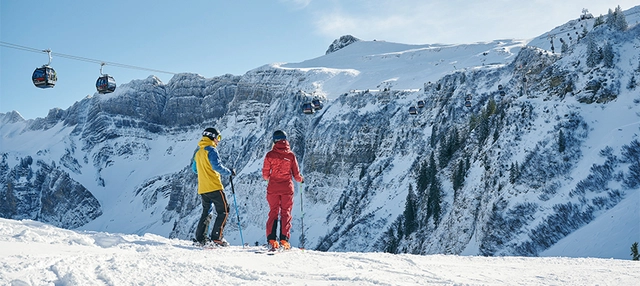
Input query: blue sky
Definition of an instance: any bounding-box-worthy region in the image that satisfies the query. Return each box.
[1,0,637,119]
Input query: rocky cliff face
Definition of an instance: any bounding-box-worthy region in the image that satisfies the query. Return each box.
[0,155,102,229]
[1,12,639,256]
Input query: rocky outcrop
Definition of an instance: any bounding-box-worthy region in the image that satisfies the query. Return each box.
[0,155,102,229]
[326,35,361,54]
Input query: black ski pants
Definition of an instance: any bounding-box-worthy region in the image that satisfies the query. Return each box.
[195,190,229,242]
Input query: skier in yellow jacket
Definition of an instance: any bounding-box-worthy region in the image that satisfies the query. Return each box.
[191,127,235,246]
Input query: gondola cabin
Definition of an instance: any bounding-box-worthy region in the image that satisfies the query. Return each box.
[498,84,503,90]
[409,106,418,115]
[417,100,425,108]
[32,65,57,88]
[465,94,472,101]
[302,102,314,114]
[465,101,472,107]
[311,99,323,110]
[500,90,506,96]
[96,75,116,94]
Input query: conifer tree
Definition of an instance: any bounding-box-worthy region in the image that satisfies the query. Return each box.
[382,219,402,253]
[602,42,615,68]
[606,8,615,26]
[403,185,418,235]
[509,162,520,184]
[560,38,569,54]
[427,178,443,226]
[580,26,588,39]
[594,15,605,28]
[452,159,465,193]
[609,5,628,31]
[631,242,639,261]
[416,161,429,195]
[558,130,566,153]
[628,75,637,90]
[622,140,640,189]
[586,38,601,67]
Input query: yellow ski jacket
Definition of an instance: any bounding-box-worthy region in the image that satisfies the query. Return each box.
[191,137,233,194]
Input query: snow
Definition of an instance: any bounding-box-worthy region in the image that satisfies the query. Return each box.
[540,189,640,259]
[1,218,637,285]
[278,39,527,101]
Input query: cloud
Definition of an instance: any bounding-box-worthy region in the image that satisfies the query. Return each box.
[310,0,516,44]
[302,0,640,44]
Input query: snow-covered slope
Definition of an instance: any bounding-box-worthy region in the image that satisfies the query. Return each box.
[280,38,526,97]
[1,5,639,260]
[1,218,637,285]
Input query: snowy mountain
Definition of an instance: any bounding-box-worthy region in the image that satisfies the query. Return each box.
[1,5,639,260]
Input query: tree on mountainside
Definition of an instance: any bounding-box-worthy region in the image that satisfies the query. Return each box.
[560,38,569,54]
[606,6,628,31]
[594,15,605,28]
[509,162,520,184]
[439,127,460,167]
[416,160,430,196]
[602,42,615,68]
[403,184,418,235]
[622,140,640,189]
[452,159,466,194]
[426,178,443,227]
[380,217,402,253]
[606,8,615,25]
[586,38,601,67]
[558,130,566,153]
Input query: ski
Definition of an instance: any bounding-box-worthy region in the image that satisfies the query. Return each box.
[192,242,221,250]
[255,250,281,255]
[254,248,278,255]
[254,247,293,255]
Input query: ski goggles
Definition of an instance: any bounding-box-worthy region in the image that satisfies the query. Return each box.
[203,131,222,141]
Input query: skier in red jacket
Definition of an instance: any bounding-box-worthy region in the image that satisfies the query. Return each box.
[262,130,304,250]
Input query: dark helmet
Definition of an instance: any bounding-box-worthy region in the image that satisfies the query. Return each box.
[202,127,221,141]
[272,130,287,143]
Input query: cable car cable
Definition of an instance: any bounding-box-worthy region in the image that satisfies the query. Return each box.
[1,41,280,90]
[0,41,177,75]
[1,41,332,102]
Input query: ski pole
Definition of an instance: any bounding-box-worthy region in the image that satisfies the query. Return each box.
[230,176,245,248]
[299,181,305,250]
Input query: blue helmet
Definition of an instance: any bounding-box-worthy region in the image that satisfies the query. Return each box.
[273,130,287,143]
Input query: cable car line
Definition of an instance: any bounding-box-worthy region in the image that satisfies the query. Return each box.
[3,41,328,114]
[0,41,177,75]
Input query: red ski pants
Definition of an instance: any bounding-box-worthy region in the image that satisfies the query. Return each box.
[266,193,294,241]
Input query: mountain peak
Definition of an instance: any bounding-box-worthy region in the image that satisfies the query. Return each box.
[326,35,361,54]
[0,110,25,124]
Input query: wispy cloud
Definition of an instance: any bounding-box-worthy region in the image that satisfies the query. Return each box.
[298,0,639,44]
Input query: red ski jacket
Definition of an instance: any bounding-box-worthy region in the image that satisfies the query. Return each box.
[262,140,303,195]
